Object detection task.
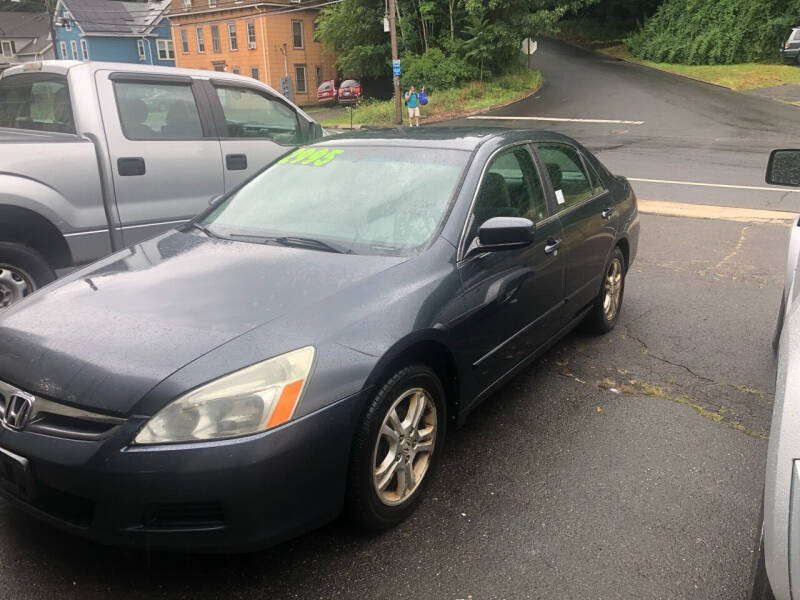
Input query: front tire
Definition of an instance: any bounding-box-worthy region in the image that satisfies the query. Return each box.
[346,365,446,530]
[586,246,627,333]
[0,243,55,310]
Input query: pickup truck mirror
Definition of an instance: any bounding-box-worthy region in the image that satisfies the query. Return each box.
[767,149,800,187]
[307,120,324,142]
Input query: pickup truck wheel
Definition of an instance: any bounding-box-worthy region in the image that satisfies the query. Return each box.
[0,243,55,310]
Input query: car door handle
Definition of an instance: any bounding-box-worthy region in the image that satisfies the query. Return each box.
[225,154,248,170]
[544,238,561,255]
[117,157,145,176]
[601,206,615,220]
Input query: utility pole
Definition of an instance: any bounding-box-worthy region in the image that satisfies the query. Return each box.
[388,0,401,125]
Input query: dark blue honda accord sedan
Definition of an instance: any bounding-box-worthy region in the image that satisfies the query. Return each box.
[0,128,639,551]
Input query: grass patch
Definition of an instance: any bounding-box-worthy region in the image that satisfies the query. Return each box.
[600,45,800,91]
[320,70,542,128]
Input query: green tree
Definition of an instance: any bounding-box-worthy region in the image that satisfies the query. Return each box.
[316,0,598,83]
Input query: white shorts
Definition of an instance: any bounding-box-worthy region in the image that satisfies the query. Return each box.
[408,106,420,118]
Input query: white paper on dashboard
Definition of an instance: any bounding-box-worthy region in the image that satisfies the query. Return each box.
[555,189,565,205]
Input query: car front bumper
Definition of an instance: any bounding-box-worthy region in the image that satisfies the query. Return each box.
[0,391,363,552]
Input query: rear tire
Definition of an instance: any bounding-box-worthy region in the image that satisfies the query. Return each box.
[586,246,626,334]
[346,365,446,530]
[0,242,56,310]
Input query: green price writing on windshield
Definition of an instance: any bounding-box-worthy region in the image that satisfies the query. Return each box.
[279,147,344,166]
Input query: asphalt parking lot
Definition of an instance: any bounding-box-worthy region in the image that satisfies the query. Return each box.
[0,38,797,599]
[0,213,785,599]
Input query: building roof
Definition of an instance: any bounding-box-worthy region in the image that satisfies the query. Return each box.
[63,0,170,35]
[15,35,53,56]
[0,11,50,38]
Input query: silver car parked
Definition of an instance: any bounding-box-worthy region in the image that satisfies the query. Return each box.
[750,149,800,600]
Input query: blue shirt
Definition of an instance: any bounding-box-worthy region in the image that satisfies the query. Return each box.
[406,91,418,108]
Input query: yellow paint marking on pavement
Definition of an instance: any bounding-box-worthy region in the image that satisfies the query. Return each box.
[638,199,797,224]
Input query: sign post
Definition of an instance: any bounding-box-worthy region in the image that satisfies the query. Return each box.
[521,37,537,71]
[388,0,402,125]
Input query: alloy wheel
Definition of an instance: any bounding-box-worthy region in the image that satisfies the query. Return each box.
[372,387,437,506]
[0,264,34,310]
[602,257,623,321]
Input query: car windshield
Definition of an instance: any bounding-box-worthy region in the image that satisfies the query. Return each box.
[341,80,358,88]
[203,145,470,255]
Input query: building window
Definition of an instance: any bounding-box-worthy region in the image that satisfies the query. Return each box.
[232,66,239,74]
[250,66,258,80]
[294,64,307,94]
[183,0,191,8]
[196,27,205,53]
[137,39,145,60]
[64,12,72,31]
[1,41,12,56]
[70,40,78,60]
[211,25,221,53]
[291,20,303,49]
[227,23,237,50]
[157,39,174,60]
[246,21,256,48]
[208,0,216,6]
[315,65,323,87]
[59,41,67,59]
[180,28,189,53]
[80,38,89,60]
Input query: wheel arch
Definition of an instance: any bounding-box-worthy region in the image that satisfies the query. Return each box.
[362,333,462,424]
[0,204,72,270]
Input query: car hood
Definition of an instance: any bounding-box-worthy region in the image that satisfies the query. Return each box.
[0,230,406,414]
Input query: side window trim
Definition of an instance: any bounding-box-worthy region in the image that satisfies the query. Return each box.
[207,80,302,144]
[457,141,545,263]
[110,75,215,141]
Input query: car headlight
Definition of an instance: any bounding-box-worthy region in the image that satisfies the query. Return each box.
[134,347,315,445]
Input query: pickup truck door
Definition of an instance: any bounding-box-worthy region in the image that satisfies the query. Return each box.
[95,71,224,247]
[203,80,308,190]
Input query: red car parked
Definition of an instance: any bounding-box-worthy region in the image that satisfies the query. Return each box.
[337,79,362,105]
[317,79,340,105]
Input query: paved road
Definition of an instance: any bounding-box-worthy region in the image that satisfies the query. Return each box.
[0,38,791,600]
[0,214,781,599]
[451,37,800,212]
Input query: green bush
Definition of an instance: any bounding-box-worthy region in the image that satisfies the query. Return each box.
[628,0,800,65]
[399,48,478,92]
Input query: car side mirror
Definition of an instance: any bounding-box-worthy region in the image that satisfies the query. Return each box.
[467,217,535,257]
[307,120,323,142]
[767,149,800,186]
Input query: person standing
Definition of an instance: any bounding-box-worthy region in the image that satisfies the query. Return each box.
[404,85,420,127]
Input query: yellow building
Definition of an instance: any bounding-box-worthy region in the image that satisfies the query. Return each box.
[168,0,337,105]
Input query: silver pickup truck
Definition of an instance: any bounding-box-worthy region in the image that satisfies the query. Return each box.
[0,60,322,310]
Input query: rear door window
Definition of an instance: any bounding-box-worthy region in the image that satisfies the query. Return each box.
[535,142,595,210]
[114,81,204,140]
[215,85,300,144]
[0,74,74,133]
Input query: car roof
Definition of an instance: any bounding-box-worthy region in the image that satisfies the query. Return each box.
[314,127,580,151]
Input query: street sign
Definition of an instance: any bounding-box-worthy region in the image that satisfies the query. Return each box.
[521,38,538,55]
[279,77,293,101]
[392,60,401,77]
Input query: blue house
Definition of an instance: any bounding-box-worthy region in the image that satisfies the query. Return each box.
[54,0,175,66]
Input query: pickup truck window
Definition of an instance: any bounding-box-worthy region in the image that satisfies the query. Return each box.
[0,74,74,134]
[215,86,300,144]
[114,81,203,140]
